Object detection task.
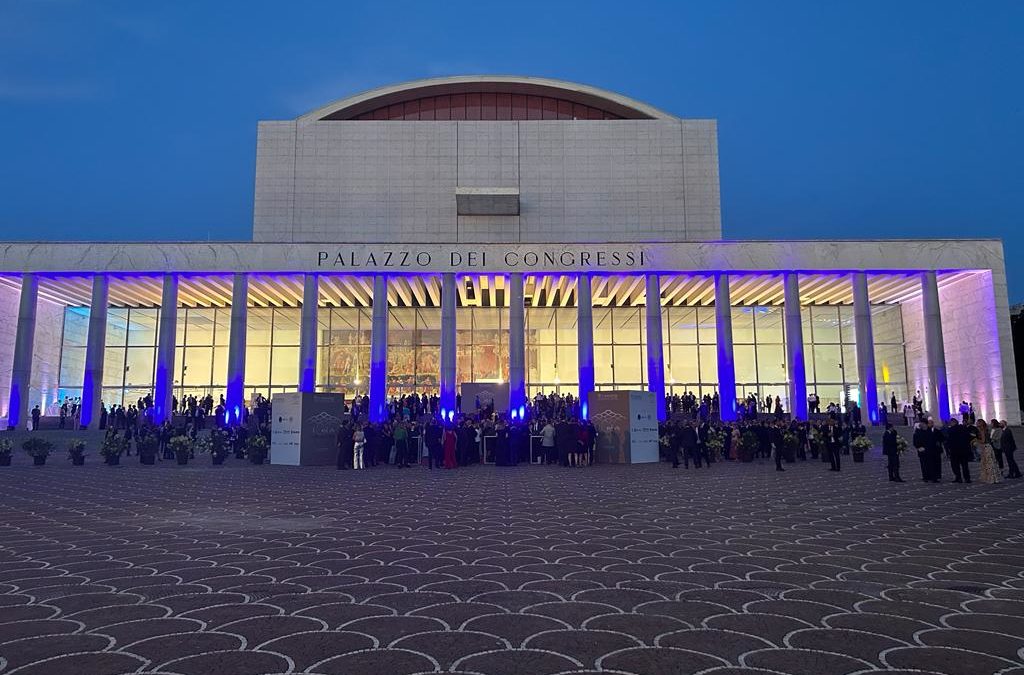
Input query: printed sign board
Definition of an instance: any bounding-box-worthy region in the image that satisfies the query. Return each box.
[270,392,345,466]
[589,390,659,464]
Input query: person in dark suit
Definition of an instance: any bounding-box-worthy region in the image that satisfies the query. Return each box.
[945,418,972,483]
[680,422,700,468]
[1000,421,1021,479]
[424,420,443,469]
[823,418,842,471]
[914,418,943,483]
[882,423,903,482]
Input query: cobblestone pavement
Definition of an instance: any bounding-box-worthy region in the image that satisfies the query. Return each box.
[1,452,1023,675]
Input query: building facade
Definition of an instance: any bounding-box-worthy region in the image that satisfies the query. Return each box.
[0,76,1018,427]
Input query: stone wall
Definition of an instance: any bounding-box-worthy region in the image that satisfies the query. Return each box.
[0,282,64,426]
[252,120,721,244]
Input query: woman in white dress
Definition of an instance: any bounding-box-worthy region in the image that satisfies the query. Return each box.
[976,419,1001,484]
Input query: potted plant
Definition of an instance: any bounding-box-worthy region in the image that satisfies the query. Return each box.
[100,433,127,465]
[192,435,212,459]
[247,434,268,465]
[896,434,909,455]
[136,434,158,465]
[705,429,725,462]
[67,440,87,466]
[169,435,192,465]
[807,428,821,460]
[0,438,12,467]
[23,437,54,466]
[739,430,758,463]
[851,435,872,463]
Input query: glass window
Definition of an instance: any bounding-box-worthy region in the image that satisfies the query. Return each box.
[813,344,843,382]
[756,344,787,383]
[124,347,154,387]
[668,308,698,344]
[270,346,299,386]
[273,309,301,346]
[755,306,784,344]
[106,309,128,348]
[103,347,125,387]
[734,344,757,384]
[731,308,755,344]
[127,309,158,346]
[183,346,213,386]
[811,306,840,343]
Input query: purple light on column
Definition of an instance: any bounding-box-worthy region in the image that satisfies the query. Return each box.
[577,274,594,421]
[715,273,738,421]
[439,273,457,420]
[7,384,23,430]
[368,274,389,423]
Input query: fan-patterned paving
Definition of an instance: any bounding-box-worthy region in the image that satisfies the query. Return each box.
[1,453,1023,675]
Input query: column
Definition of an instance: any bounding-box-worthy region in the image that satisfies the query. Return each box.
[576,274,594,419]
[298,273,319,393]
[7,273,38,430]
[508,273,526,420]
[80,274,109,429]
[368,274,389,422]
[921,270,951,420]
[153,274,178,424]
[715,273,738,421]
[783,272,808,420]
[439,272,457,421]
[645,274,666,420]
[225,273,248,425]
[852,272,879,424]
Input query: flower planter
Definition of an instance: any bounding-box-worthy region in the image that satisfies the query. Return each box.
[105,455,121,466]
[0,455,11,466]
[250,454,264,465]
[33,455,46,466]
[176,454,188,466]
[139,453,155,465]
[852,452,865,463]
[71,456,85,466]
[212,454,225,465]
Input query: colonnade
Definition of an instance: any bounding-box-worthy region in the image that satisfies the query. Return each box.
[5,271,952,428]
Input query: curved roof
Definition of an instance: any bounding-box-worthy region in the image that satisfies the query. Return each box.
[298,75,676,122]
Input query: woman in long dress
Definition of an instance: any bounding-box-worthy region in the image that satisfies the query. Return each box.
[976,419,1002,484]
[443,426,458,469]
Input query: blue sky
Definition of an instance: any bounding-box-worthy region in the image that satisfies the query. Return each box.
[1,1,1021,299]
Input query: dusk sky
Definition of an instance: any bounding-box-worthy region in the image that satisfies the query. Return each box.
[1,1,1021,299]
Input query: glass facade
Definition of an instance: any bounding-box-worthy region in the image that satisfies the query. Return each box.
[525,306,578,396]
[174,307,230,403]
[456,307,509,387]
[733,306,789,406]
[663,306,719,398]
[317,307,372,395]
[388,307,440,394]
[593,306,647,391]
[101,308,160,407]
[245,307,300,401]
[803,305,860,407]
[48,274,914,416]
[871,304,909,407]
[56,306,89,403]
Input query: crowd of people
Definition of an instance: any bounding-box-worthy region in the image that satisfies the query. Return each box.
[23,384,1022,488]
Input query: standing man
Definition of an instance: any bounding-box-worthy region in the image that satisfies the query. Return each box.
[945,418,972,483]
[882,422,903,482]
[999,421,1021,479]
[30,405,41,431]
[824,416,842,472]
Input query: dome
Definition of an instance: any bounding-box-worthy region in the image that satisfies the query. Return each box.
[298,75,674,122]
